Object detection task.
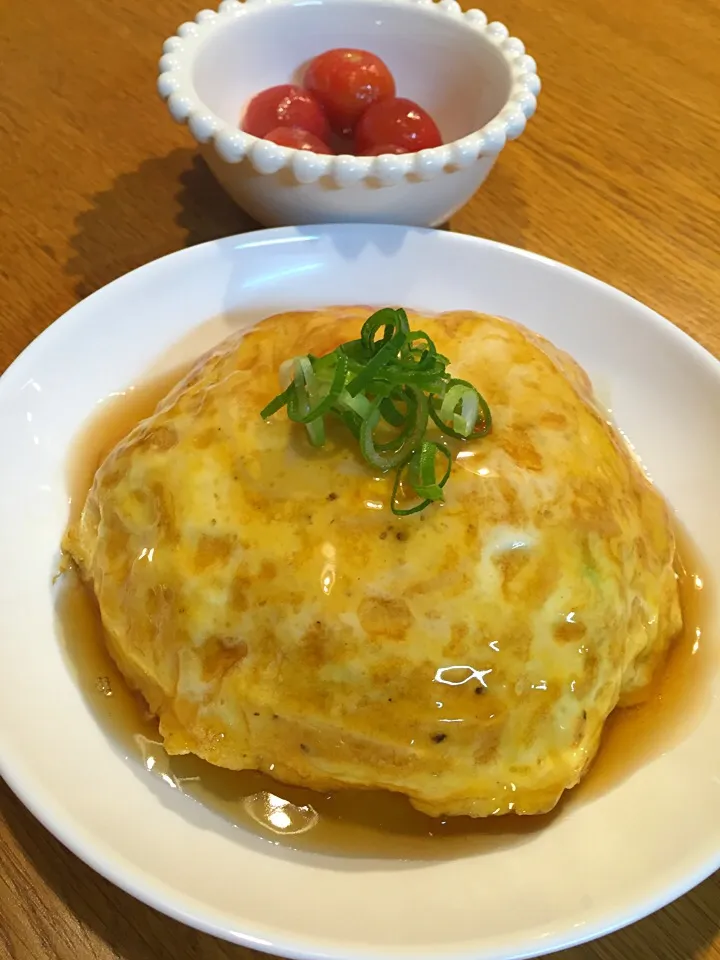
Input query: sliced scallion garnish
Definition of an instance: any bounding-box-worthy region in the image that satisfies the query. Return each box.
[259,308,492,515]
[391,442,453,516]
[429,378,492,440]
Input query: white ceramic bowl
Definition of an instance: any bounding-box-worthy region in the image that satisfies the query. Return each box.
[157,0,540,227]
[0,225,719,960]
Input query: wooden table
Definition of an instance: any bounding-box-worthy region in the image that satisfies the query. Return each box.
[1,1,719,958]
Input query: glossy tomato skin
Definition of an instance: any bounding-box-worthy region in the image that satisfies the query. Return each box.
[355,97,442,154]
[359,143,409,156]
[242,85,330,141]
[263,126,333,154]
[304,48,395,135]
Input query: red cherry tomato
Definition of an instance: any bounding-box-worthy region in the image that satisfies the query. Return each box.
[263,126,333,154]
[355,97,442,154]
[242,85,330,141]
[304,48,395,135]
[359,144,409,156]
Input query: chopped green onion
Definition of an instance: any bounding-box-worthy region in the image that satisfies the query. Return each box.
[409,441,450,502]
[287,353,348,424]
[430,378,492,440]
[339,339,370,366]
[258,307,492,515]
[335,407,362,439]
[336,388,372,419]
[360,388,428,470]
[346,327,407,397]
[361,307,410,354]
[260,384,293,420]
[305,417,326,447]
[391,442,452,516]
[379,394,407,428]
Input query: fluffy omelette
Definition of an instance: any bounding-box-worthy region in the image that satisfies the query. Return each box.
[64,307,682,818]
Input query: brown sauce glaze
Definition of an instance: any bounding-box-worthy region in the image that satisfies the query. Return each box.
[56,369,712,858]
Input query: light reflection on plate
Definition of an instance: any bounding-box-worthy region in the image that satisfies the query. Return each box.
[244,792,320,836]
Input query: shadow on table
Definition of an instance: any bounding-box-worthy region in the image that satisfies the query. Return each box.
[449,157,530,248]
[3,778,719,960]
[62,146,527,312]
[64,148,260,302]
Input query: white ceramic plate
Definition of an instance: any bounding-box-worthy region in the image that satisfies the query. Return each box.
[1,225,719,960]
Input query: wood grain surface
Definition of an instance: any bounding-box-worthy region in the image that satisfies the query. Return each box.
[1,1,719,958]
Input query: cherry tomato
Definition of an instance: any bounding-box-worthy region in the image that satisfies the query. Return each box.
[355,97,442,154]
[263,126,333,154]
[242,85,330,141]
[304,49,395,135]
[359,143,409,156]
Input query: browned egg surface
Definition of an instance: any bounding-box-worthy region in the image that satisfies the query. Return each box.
[56,529,706,856]
[63,308,686,823]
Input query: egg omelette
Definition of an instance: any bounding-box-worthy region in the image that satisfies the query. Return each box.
[64,307,682,817]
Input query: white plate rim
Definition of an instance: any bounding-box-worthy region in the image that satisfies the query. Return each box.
[0,223,718,960]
